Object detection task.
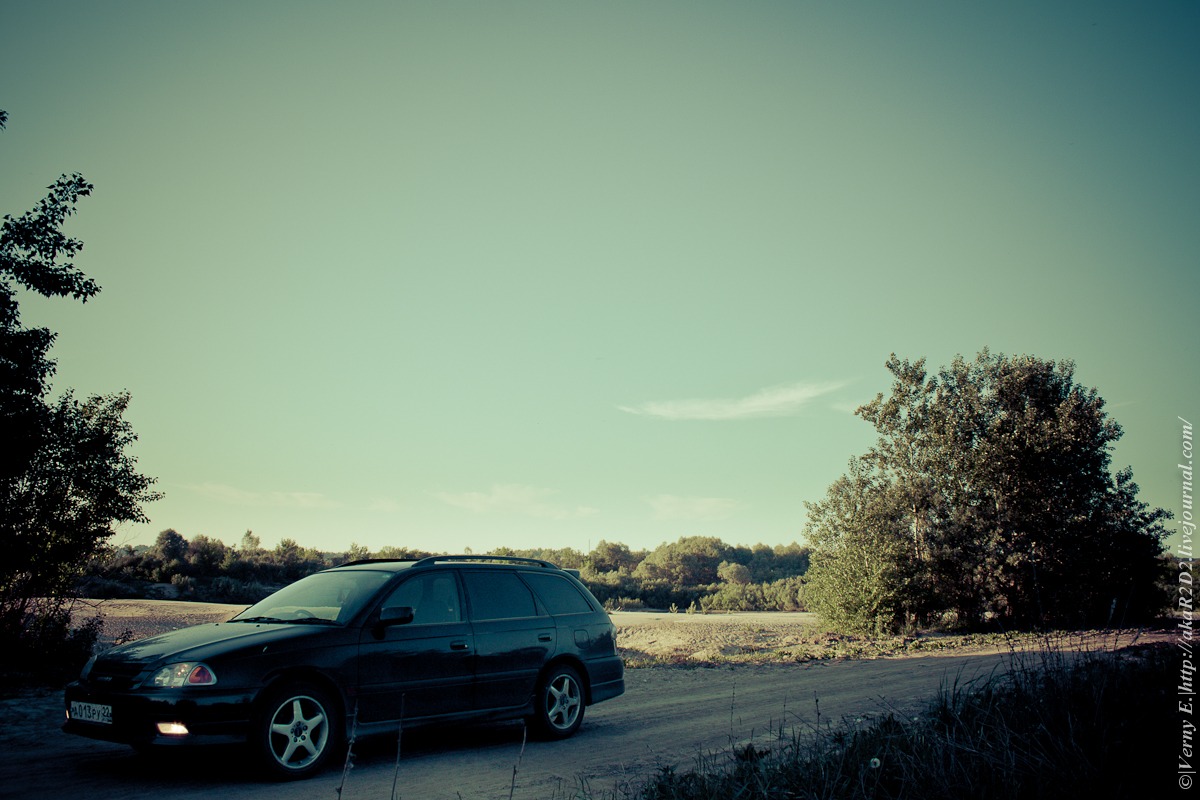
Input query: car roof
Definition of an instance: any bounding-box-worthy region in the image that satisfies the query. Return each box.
[330,555,570,573]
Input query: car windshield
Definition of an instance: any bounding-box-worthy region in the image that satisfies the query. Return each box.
[231,570,393,625]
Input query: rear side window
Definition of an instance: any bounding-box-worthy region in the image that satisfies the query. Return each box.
[462,571,538,620]
[522,572,594,615]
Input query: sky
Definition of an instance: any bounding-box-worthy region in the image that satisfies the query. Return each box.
[1,1,1197,556]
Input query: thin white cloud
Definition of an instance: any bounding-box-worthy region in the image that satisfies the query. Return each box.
[367,497,402,513]
[619,380,848,421]
[186,483,340,510]
[648,494,741,521]
[435,484,599,520]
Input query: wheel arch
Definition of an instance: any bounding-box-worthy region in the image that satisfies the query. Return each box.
[258,667,348,721]
[539,654,592,705]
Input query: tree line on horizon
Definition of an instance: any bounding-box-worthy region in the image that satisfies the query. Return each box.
[81,531,813,613]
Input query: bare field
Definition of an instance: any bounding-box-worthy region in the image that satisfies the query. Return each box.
[0,600,1168,800]
[72,599,1159,665]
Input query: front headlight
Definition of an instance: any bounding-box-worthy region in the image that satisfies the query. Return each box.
[148,662,218,688]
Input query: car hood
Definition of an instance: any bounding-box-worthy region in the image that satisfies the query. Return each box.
[92,622,331,670]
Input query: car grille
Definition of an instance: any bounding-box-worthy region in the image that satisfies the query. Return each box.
[87,659,146,691]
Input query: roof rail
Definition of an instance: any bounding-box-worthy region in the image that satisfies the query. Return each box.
[411,555,560,570]
[338,558,420,567]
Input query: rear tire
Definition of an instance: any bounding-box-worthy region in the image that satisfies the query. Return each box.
[530,664,585,739]
[252,682,342,780]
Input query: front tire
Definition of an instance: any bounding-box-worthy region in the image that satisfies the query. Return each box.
[252,682,341,780]
[531,664,585,739]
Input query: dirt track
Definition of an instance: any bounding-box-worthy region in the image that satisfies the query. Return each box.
[0,601,1161,800]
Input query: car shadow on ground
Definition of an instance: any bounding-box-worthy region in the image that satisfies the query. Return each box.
[64,719,534,788]
[347,718,531,764]
[74,743,261,784]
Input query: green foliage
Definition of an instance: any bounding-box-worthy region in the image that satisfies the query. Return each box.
[586,540,643,573]
[373,545,435,560]
[716,560,752,585]
[805,350,1170,634]
[634,536,733,585]
[239,530,262,553]
[487,545,587,569]
[804,458,927,634]
[82,534,813,611]
[187,534,228,573]
[154,528,188,562]
[699,577,806,612]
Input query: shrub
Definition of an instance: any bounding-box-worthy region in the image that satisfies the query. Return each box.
[0,600,102,687]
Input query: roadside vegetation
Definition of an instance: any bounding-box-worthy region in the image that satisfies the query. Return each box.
[564,639,1173,800]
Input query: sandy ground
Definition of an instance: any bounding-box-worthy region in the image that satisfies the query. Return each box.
[0,600,1171,800]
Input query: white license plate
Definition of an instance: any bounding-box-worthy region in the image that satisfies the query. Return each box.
[71,701,113,725]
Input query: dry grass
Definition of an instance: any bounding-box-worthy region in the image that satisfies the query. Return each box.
[558,638,1175,800]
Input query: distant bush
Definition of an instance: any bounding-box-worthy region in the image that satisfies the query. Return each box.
[602,596,647,611]
[200,577,277,604]
[699,577,807,612]
[76,576,140,599]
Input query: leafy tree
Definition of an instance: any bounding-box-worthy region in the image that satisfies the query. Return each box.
[0,109,160,662]
[717,560,752,585]
[586,540,642,573]
[374,545,435,560]
[154,529,188,562]
[486,546,586,569]
[805,350,1169,633]
[345,542,371,562]
[634,536,732,586]
[239,530,262,553]
[187,534,229,575]
[804,457,928,632]
[746,542,810,583]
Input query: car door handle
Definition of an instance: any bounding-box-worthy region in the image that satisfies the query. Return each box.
[538,633,552,642]
[450,640,470,651]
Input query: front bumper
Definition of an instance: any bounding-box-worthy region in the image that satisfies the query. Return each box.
[63,680,254,747]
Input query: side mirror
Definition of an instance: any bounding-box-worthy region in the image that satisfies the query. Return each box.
[372,605,415,639]
[379,606,415,626]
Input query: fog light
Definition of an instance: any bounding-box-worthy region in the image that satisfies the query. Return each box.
[156,722,189,736]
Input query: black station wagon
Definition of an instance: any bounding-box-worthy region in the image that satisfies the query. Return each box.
[63,556,625,779]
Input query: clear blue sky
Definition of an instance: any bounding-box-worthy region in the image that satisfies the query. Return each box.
[2,1,1196,555]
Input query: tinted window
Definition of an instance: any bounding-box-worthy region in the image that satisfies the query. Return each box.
[462,571,538,620]
[522,572,594,615]
[233,570,393,624]
[382,572,462,624]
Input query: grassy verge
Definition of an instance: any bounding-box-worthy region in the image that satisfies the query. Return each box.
[569,640,1174,799]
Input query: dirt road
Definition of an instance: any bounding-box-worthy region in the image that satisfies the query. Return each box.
[0,602,1157,799]
[5,650,1024,800]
